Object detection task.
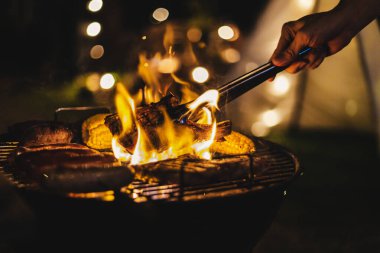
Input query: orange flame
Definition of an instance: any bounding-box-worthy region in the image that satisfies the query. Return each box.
[112,23,218,164]
[112,84,219,165]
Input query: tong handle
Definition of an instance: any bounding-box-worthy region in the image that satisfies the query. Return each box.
[171,47,312,120]
[217,47,312,107]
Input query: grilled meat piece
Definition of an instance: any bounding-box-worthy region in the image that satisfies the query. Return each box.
[10,144,134,192]
[9,120,74,146]
[132,154,250,185]
[15,143,90,154]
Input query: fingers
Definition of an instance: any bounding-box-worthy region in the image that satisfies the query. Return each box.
[268,75,276,82]
[276,29,312,66]
[285,60,308,73]
[284,46,327,73]
[309,56,325,69]
[308,47,327,69]
[271,21,304,66]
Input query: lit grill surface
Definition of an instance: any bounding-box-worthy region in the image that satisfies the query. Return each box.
[0,138,300,202]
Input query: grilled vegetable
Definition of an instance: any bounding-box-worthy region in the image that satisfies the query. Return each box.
[211,131,255,155]
[82,114,113,150]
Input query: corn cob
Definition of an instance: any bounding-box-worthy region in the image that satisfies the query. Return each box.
[210,131,255,155]
[82,113,113,150]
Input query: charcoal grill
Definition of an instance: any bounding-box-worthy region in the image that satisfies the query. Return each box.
[0,108,302,253]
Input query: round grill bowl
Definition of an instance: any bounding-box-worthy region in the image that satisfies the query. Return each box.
[0,136,301,253]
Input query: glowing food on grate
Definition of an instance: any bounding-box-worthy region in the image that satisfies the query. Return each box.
[9,143,134,193]
[132,154,252,185]
[82,113,113,150]
[210,131,255,155]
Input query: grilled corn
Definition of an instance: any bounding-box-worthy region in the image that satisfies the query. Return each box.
[211,131,255,155]
[82,113,113,149]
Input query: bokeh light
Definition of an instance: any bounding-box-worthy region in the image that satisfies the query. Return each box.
[192,67,209,83]
[86,73,100,91]
[100,73,115,89]
[268,75,290,96]
[221,48,241,63]
[87,0,103,12]
[261,109,281,127]
[89,45,104,59]
[251,121,270,137]
[86,22,101,37]
[152,8,169,22]
[187,27,202,43]
[218,25,234,40]
[297,0,315,11]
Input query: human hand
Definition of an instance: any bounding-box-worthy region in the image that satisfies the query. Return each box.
[270,0,379,74]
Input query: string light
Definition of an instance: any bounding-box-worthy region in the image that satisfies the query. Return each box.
[152,8,169,22]
[100,73,115,89]
[142,35,147,40]
[191,67,209,83]
[86,22,101,37]
[87,0,103,12]
[218,25,234,40]
[90,45,104,59]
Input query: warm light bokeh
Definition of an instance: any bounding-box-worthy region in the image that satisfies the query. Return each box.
[87,0,103,12]
[86,22,101,37]
[218,25,234,40]
[100,73,115,89]
[90,45,104,59]
[191,67,209,83]
[152,8,169,22]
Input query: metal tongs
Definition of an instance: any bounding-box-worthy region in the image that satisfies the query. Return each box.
[174,47,312,119]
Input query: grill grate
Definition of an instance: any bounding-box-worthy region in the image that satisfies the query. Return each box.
[0,138,299,202]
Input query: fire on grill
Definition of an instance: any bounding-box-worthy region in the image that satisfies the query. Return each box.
[4,81,258,195]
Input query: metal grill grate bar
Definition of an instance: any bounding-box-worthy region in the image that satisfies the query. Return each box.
[0,139,299,202]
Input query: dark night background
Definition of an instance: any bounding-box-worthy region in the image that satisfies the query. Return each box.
[0,0,266,82]
[1,1,380,253]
